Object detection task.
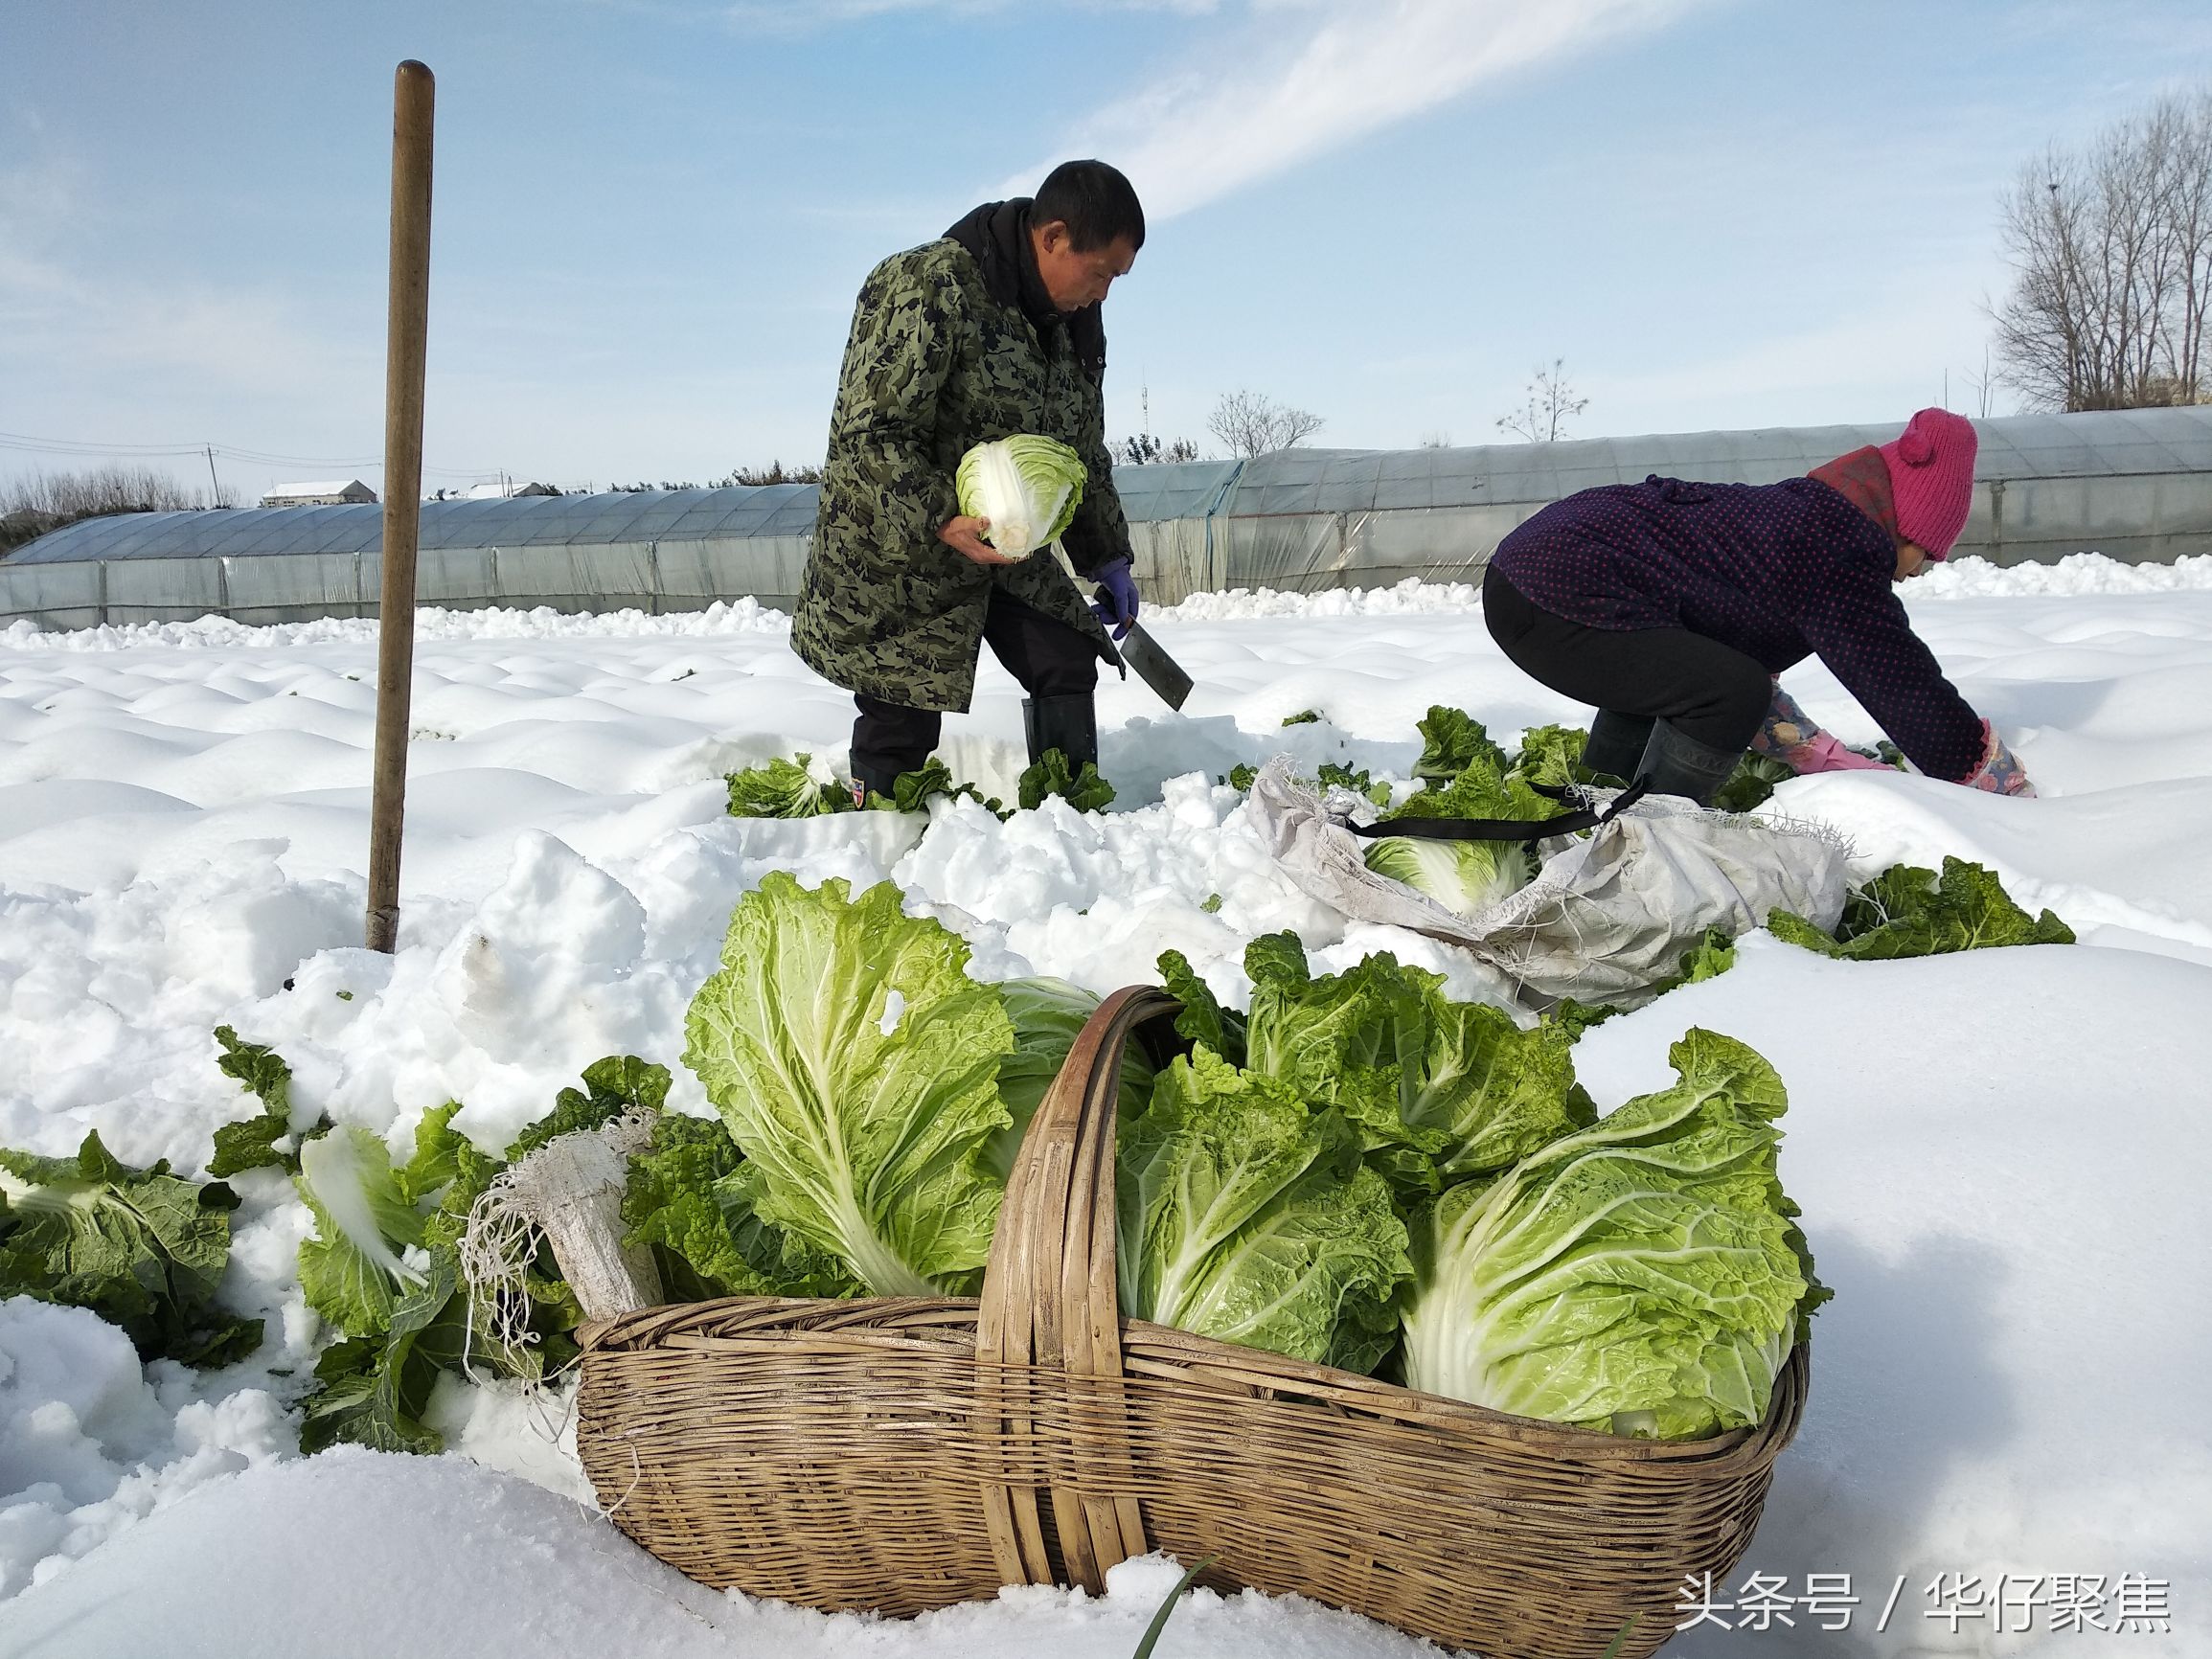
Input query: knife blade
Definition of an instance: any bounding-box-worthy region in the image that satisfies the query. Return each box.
[1115,621,1194,710]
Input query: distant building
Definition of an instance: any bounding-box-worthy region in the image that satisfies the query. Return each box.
[260,480,377,507]
[461,480,558,500]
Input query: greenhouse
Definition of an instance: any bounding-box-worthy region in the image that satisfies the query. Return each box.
[5,407,2210,630]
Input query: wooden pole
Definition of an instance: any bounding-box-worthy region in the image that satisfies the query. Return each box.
[366,60,435,954]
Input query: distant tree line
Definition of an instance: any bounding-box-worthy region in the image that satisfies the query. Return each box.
[1995,89,2212,411]
[1,466,217,554]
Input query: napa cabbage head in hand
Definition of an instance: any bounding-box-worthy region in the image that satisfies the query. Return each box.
[955,435,1086,559]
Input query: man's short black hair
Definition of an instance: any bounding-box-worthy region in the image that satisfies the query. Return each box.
[1032,160,1145,253]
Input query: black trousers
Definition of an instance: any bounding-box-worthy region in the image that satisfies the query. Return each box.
[851,588,1099,786]
[1481,564,1770,754]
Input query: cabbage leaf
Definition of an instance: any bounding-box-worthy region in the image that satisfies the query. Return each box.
[0,1130,262,1368]
[1116,1049,1409,1372]
[682,873,1015,1297]
[1769,857,2074,959]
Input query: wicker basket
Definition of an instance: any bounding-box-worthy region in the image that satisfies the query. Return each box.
[577,987,1809,1659]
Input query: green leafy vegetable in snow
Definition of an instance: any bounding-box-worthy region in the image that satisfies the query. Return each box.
[1411,705,1511,788]
[0,1131,262,1367]
[1768,857,2075,959]
[296,1125,428,1340]
[509,1055,670,1164]
[1402,1030,1817,1439]
[725,753,849,818]
[682,873,1015,1297]
[1711,753,1798,815]
[727,753,994,818]
[1117,1048,1410,1373]
[297,1248,463,1456]
[955,434,1086,557]
[868,756,997,815]
[1510,723,1608,789]
[209,1025,326,1178]
[1317,761,1394,808]
[1018,749,1116,813]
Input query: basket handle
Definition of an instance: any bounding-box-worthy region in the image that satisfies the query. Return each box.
[976,985,1180,1595]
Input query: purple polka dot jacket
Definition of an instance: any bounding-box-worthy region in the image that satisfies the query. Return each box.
[1487,465,1985,782]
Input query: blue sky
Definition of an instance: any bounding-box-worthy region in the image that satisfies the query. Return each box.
[5,0,2211,503]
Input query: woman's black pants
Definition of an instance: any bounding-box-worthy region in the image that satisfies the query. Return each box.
[1481,563,1770,772]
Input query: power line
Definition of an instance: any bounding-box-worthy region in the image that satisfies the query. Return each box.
[0,429,502,478]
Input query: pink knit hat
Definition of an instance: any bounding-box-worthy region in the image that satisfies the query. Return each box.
[1879,407,1977,559]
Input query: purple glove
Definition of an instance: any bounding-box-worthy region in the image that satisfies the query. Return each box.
[1090,557,1138,640]
[1964,720,2037,797]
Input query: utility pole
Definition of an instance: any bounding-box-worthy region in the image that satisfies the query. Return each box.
[204,445,222,507]
[366,60,436,954]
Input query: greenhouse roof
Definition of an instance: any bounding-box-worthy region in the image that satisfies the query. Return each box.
[11,407,2210,565]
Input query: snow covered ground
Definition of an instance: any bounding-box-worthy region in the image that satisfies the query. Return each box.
[3,553,2209,1657]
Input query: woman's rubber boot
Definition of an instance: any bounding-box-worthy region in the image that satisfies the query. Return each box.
[1022,693,1099,770]
[1634,718,1743,807]
[1583,710,1655,784]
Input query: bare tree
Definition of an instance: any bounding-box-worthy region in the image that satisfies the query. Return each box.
[1419,430,1453,448]
[2,465,217,552]
[1207,389,1325,457]
[1494,358,1589,443]
[1116,433,1201,465]
[720,460,825,486]
[1993,90,2212,410]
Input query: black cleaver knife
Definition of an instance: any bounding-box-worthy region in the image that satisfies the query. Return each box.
[1113,620,1194,710]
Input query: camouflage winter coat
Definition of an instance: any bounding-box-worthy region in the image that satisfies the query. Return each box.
[792,235,1130,713]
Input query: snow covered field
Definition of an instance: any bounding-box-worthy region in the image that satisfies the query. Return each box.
[3,553,2210,1657]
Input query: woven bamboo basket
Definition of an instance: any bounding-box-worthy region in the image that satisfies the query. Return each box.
[577,986,1810,1659]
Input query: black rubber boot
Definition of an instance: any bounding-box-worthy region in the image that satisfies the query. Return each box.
[1583,710,1655,783]
[1634,718,1745,807]
[848,760,901,804]
[1022,693,1099,770]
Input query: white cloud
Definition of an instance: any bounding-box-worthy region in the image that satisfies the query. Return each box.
[1014,0,1714,217]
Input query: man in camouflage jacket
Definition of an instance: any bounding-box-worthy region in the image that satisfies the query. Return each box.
[792,160,1146,799]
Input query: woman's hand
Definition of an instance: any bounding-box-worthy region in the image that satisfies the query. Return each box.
[939,515,1018,565]
[1964,721,2037,797]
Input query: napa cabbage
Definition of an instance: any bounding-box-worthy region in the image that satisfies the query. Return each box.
[0,1131,262,1368]
[1116,1048,1410,1374]
[1402,1030,1821,1439]
[955,435,1086,557]
[1361,745,1553,920]
[682,873,1015,1297]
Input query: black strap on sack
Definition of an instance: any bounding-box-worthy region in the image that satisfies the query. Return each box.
[1343,780,1650,844]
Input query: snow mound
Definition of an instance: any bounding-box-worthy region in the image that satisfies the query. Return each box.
[1908,550,2212,599]
[0,1299,292,1602]
[0,1448,1438,1659]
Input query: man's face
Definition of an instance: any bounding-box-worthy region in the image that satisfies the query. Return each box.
[1031,221,1137,311]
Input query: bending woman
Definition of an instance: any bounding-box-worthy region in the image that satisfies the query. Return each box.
[1482,407,2033,805]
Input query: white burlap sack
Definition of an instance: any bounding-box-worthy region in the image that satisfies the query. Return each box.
[1248,758,1849,1006]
